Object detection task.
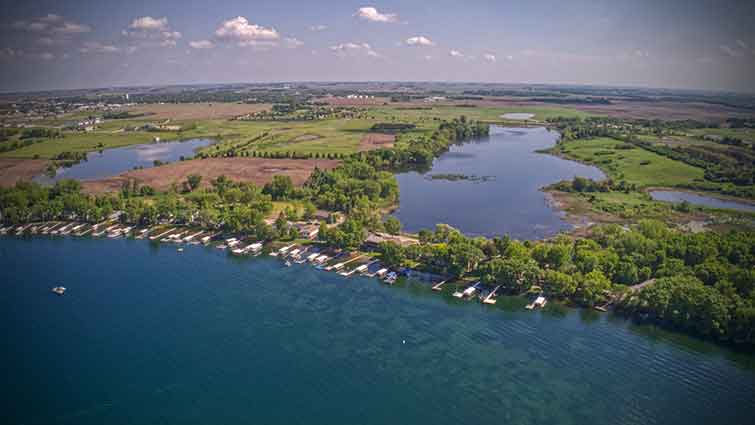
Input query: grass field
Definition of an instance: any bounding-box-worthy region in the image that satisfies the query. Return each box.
[1,103,589,159]
[558,137,705,187]
[688,127,755,143]
[0,130,181,159]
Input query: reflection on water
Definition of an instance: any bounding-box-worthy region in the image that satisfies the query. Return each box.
[650,190,755,213]
[392,126,606,239]
[35,138,212,183]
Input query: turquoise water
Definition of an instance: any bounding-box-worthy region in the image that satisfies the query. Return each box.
[3,237,755,425]
[34,138,212,184]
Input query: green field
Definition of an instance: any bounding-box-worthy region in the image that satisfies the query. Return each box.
[0,130,181,159]
[558,137,705,187]
[1,104,590,159]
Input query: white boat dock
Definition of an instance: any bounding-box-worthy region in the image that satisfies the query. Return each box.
[526,296,547,310]
[483,285,501,305]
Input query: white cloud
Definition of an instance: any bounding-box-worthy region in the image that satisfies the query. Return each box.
[55,22,91,34]
[505,55,514,61]
[720,45,743,57]
[449,49,463,57]
[79,41,120,54]
[0,47,21,60]
[330,42,379,57]
[483,53,496,62]
[405,36,434,46]
[736,39,747,49]
[215,16,280,46]
[309,25,327,31]
[189,40,215,49]
[356,7,398,23]
[284,37,304,48]
[39,14,62,23]
[123,17,181,48]
[633,49,649,58]
[40,52,54,60]
[129,16,169,31]
[11,15,91,35]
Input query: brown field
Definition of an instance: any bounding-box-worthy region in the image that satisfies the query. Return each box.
[359,133,395,151]
[124,102,271,120]
[0,158,49,186]
[80,157,340,193]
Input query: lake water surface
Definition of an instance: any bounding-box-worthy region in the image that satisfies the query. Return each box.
[35,138,212,183]
[392,126,605,239]
[650,190,755,213]
[2,237,754,425]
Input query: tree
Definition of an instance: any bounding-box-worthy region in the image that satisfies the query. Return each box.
[379,241,405,267]
[384,216,402,235]
[576,270,612,306]
[186,174,202,191]
[263,175,294,200]
[542,270,578,298]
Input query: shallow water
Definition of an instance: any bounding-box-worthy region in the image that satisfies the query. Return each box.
[650,190,755,213]
[3,237,754,425]
[35,138,212,183]
[392,126,605,239]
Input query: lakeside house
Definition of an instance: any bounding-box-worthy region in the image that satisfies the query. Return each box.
[363,232,419,250]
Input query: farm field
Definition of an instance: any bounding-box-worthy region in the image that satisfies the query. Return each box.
[1,103,590,160]
[79,157,340,193]
[557,137,705,187]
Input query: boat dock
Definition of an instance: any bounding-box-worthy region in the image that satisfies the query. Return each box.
[431,280,448,292]
[526,295,547,310]
[482,285,501,304]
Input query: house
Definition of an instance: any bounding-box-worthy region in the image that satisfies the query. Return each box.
[294,223,319,240]
[362,232,419,250]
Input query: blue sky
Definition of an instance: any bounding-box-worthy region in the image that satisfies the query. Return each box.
[1,0,754,92]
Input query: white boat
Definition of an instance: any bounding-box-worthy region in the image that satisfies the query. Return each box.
[51,286,66,295]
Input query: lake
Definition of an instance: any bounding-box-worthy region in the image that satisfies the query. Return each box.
[2,237,754,425]
[34,138,212,183]
[650,190,755,213]
[392,126,605,239]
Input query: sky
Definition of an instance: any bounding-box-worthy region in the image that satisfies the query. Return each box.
[0,0,754,93]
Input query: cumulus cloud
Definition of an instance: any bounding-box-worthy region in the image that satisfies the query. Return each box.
[405,36,434,46]
[330,42,379,57]
[215,16,279,46]
[483,53,496,62]
[11,14,91,34]
[189,40,215,49]
[356,7,398,23]
[449,49,463,57]
[123,16,181,48]
[309,25,327,31]
[129,16,168,31]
